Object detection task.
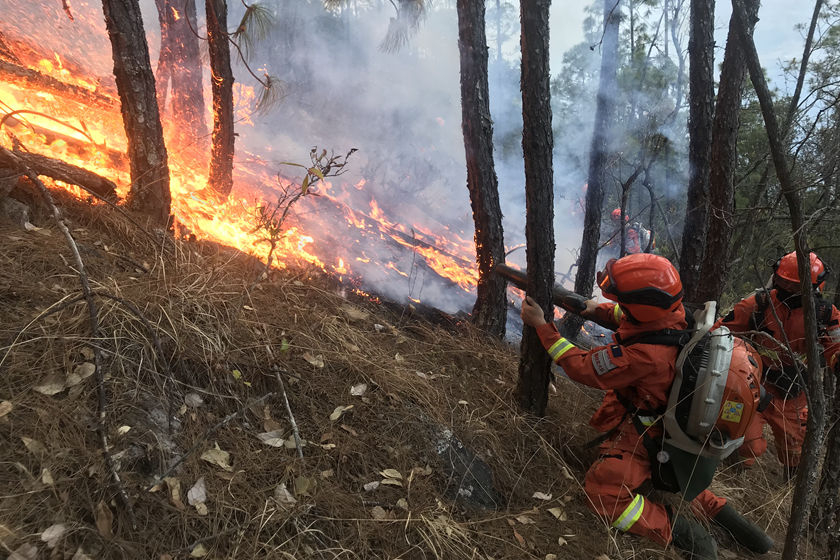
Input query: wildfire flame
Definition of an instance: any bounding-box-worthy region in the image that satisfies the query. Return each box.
[0,8,485,312]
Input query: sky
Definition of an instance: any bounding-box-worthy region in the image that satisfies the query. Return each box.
[549,0,817,90]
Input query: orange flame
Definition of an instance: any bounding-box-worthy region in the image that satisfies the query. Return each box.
[0,13,485,310]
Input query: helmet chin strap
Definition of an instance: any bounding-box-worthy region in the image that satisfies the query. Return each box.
[619,304,641,325]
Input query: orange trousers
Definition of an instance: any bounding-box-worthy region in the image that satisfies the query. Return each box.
[738,388,808,467]
[584,430,727,546]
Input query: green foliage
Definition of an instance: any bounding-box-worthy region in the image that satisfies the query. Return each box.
[253,147,357,268]
[254,74,285,115]
[722,1,840,304]
[232,2,274,62]
[379,0,426,53]
[552,0,689,258]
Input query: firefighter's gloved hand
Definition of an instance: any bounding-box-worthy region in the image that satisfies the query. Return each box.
[671,515,718,560]
[713,503,773,554]
[581,298,599,318]
[521,296,547,327]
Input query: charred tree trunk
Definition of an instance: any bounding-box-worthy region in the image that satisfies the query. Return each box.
[456,0,507,338]
[733,3,826,559]
[678,0,715,306]
[154,0,207,150]
[155,0,173,113]
[696,0,757,303]
[562,0,621,339]
[206,0,235,196]
[101,0,171,226]
[516,0,555,416]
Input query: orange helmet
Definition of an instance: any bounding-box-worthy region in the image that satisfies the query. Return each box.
[611,208,628,222]
[772,251,828,292]
[596,254,683,322]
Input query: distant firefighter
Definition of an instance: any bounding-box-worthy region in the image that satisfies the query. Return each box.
[604,208,654,256]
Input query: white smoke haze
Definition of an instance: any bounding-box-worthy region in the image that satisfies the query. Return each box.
[0,0,717,315]
[220,0,587,311]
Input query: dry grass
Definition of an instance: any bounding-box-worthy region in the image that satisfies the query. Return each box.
[0,190,819,559]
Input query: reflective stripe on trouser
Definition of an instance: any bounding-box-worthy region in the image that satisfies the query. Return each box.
[738,387,807,467]
[612,494,644,531]
[585,426,728,547]
[548,338,575,361]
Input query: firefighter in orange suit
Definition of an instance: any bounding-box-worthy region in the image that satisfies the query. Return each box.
[521,254,772,559]
[607,208,653,255]
[719,251,840,478]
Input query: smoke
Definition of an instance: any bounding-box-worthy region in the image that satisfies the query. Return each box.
[232,1,602,310]
[0,0,678,315]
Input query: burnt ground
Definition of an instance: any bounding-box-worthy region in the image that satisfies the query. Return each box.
[0,190,819,559]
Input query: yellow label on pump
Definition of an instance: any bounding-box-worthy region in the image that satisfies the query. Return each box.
[721,400,744,423]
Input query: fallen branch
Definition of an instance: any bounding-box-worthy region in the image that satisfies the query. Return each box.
[0,30,20,64]
[0,146,137,529]
[0,58,117,110]
[273,363,304,460]
[2,110,127,170]
[0,148,118,201]
[147,391,276,489]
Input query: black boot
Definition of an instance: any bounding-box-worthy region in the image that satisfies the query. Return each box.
[713,503,773,554]
[784,465,798,482]
[671,515,718,559]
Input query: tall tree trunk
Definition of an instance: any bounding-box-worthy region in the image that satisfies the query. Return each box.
[154,0,173,113]
[562,0,621,339]
[206,0,235,196]
[696,0,757,303]
[101,0,171,226]
[732,3,826,560]
[815,376,840,543]
[516,0,555,416]
[678,0,715,306]
[456,0,507,338]
[155,0,208,151]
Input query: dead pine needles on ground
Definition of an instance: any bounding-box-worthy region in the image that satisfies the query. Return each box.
[0,189,817,559]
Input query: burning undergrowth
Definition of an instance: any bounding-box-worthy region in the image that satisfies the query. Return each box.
[0,4,482,317]
[0,189,810,560]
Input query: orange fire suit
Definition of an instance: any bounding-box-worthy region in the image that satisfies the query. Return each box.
[719,290,840,466]
[536,303,726,546]
[606,225,643,255]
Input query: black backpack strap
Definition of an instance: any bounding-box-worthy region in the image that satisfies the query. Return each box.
[612,390,680,493]
[815,294,833,333]
[617,329,692,347]
[584,420,625,450]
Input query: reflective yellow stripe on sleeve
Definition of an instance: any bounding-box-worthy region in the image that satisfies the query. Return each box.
[548,337,575,361]
[612,494,645,532]
[613,304,623,323]
[637,415,657,427]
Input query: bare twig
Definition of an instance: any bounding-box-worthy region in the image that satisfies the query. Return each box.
[272,364,304,460]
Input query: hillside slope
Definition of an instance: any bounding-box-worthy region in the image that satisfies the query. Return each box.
[0,193,810,559]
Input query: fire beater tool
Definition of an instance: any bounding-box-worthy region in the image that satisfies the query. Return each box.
[494,263,616,330]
